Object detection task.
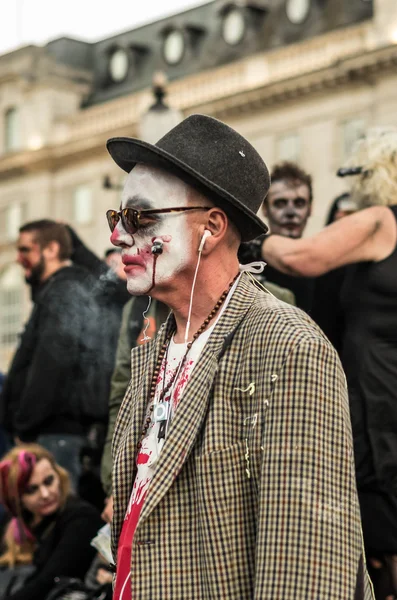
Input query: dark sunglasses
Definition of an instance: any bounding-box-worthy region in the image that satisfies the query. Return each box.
[337,166,372,179]
[106,206,211,234]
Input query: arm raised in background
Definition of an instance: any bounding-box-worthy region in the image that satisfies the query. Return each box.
[262,205,397,277]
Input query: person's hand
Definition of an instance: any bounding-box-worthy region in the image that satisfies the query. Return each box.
[101,495,113,523]
[96,567,113,585]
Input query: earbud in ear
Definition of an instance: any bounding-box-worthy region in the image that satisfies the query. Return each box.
[198,230,212,253]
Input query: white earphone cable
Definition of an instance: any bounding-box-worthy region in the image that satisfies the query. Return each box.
[140,296,152,342]
[184,248,203,344]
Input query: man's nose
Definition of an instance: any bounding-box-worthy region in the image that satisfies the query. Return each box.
[285,202,298,216]
[110,224,135,248]
[16,253,24,266]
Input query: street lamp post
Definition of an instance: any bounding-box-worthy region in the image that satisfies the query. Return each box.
[138,72,183,144]
[103,72,182,191]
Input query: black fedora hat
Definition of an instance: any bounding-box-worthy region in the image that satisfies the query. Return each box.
[106,114,269,241]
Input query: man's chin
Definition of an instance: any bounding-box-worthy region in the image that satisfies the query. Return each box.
[279,227,302,239]
[126,276,152,296]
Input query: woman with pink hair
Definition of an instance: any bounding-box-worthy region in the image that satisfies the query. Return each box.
[0,444,102,599]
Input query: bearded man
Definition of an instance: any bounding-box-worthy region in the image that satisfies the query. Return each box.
[107,114,372,599]
[0,220,101,487]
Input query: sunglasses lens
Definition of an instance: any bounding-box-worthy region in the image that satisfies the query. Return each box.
[106,210,119,232]
[123,209,138,234]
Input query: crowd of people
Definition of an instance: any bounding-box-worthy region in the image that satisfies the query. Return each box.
[0,115,395,599]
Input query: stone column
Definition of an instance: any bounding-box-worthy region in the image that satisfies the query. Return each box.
[373,0,397,46]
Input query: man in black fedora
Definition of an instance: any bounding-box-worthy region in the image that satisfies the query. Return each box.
[106,114,371,599]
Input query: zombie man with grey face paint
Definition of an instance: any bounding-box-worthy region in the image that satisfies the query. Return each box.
[263,162,313,239]
[107,115,372,600]
[239,162,314,311]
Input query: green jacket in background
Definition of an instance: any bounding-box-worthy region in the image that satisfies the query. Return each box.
[100,297,169,495]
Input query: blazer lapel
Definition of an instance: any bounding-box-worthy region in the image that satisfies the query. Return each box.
[112,320,171,553]
[138,273,259,525]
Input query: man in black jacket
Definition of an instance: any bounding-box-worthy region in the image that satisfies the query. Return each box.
[0,220,100,487]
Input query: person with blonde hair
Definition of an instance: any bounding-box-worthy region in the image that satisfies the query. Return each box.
[0,444,102,599]
[263,126,397,598]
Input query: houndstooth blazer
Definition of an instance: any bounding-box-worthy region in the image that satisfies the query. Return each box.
[111,274,374,600]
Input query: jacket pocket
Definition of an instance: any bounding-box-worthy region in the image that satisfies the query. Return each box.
[194,440,257,597]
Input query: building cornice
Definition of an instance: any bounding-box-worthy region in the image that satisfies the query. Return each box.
[193,42,397,119]
[0,46,92,91]
[1,22,397,182]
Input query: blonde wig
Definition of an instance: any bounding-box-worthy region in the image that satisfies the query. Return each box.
[344,126,397,209]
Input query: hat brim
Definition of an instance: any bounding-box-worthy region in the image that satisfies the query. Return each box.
[107,137,268,241]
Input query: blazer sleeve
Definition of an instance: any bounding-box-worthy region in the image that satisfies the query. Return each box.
[254,337,368,599]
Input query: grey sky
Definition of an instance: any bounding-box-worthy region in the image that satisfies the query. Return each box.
[0,0,207,56]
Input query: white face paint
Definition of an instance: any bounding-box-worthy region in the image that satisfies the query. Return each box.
[110,165,195,295]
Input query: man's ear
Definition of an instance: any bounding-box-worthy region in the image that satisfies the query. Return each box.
[205,208,228,239]
[43,240,61,261]
[197,208,229,254]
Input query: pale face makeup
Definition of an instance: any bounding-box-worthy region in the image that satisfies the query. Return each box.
[110,165,195,295]
[264,179,311,239]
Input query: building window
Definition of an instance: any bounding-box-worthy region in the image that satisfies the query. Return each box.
[6,203,24,241]
[222,8,246,46]
[341,118,366,160]
[73,185,93,225]
[0,264,24,349]
[4,107,20,152]
[286,0,311,24]
[276,132,300,162]
[162,29,186,66]
[0,203,26,243]
[108,48,129,83]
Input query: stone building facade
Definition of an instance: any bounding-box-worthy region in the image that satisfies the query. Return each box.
[0,0,396,368]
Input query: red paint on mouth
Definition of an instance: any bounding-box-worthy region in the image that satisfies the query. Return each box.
[122,253,146,275]
[122,255,146,267]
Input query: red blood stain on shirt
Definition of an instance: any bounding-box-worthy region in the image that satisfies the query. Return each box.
[136,452,149,465]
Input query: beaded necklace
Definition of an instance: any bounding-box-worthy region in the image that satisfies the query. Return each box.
[137,272,240,453]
